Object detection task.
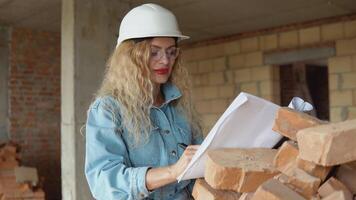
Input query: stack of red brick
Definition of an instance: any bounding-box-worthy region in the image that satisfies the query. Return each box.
[0,143,45,200]
[192,107,356,200]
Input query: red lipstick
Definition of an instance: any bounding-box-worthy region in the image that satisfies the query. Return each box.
[154,68,169,75]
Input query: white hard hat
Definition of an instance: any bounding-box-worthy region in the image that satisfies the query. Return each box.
[117,3,189,46]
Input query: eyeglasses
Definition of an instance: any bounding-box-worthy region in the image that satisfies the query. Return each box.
[150,47,180,61]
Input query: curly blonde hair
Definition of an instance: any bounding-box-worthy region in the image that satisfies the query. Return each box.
[96,39,202,146]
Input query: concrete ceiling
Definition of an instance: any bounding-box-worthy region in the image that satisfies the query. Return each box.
[0,0,61,32]
[0,0,355,44]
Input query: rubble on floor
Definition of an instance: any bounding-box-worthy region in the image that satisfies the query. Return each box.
[0,143,45,200]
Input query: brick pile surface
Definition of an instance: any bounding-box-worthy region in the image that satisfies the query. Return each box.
[0,143,45,200]
[192,107,356,200]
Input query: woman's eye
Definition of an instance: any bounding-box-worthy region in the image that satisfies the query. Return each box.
[167,49,176,56]
[150,51,159,56]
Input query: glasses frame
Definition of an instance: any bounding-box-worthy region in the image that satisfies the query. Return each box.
[149,46,180,61]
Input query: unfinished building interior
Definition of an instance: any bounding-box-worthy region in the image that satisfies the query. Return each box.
[0,0,356,199]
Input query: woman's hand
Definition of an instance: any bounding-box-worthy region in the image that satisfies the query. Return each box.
[169,145,200,179]
[145,145,200,191]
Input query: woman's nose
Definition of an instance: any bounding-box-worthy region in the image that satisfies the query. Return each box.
[159,52,170,64]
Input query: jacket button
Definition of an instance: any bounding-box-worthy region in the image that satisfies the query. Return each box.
[171,150,177,156]
[164,130,170,134]
[139,193,145,198]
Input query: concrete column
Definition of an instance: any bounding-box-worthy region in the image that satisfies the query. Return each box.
[61,0,129,199]
[0,26,9,142]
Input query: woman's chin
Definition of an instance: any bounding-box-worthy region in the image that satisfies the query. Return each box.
[152,76,170,84]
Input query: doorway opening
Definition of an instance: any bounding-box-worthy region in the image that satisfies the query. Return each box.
[279,61,329,120]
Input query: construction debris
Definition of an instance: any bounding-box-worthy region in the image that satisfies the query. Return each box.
[0,143,45,200]
[205,148,279,192]
[297,119,356,166]
[318,177,352,199]
[275,165,320,198]
[251,178,305,200]
[272,107,325,141]
[193,107,356,200]
[273,140,298,173]
[192,178,241,200]
[335,162,356,194]
[296,157,331,182]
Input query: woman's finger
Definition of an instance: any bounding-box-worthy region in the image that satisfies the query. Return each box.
[186,145,200,150]
[184,150,197,157]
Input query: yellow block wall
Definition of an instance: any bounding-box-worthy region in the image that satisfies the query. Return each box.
[182,18,356,133]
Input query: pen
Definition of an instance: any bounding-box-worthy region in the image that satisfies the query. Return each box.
[178,143,188,150]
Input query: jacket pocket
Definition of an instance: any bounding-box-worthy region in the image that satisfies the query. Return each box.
[126,127,163,167]
[176,125,192,145]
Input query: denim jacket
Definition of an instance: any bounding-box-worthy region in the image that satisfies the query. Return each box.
[85,83,203,200]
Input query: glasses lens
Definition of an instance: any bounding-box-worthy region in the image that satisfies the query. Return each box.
[150,48,161,60]
[166,48,179,59]
[150,47,179,61]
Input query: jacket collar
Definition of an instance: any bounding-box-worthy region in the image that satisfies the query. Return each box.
[161,82,182,105]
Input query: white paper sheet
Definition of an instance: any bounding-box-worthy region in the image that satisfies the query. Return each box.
[177,92,313,181]
[288,96,313,111]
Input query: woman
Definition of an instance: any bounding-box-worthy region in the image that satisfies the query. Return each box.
[85,3,203,200]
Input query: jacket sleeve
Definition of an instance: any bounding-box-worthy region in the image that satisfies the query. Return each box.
[192,131,204,145]
[84,99,150,200]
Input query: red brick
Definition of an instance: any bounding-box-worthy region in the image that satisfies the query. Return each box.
[275,165,321,198]
[238,193,254,200]
[296,157,331,181]
[0,161,19,170]
[2,145,17,154]
[273,140,298,173]
[192,179,241,200]
[251,179,305,200]
[336,162,356,194]
[297,119,356,166]
[273,107,325,141]
[205,148,279,192]
[322,191,352,200]
[318,177,352,199]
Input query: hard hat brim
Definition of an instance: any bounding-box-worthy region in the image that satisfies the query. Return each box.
[116,34,190,47]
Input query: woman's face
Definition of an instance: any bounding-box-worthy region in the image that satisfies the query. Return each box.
[149,37,178,85]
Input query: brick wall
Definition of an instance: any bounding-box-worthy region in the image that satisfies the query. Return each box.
[329,37,356,121]
[0,26,9,141]
[9,28,61,200]
[182,16,356,133]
